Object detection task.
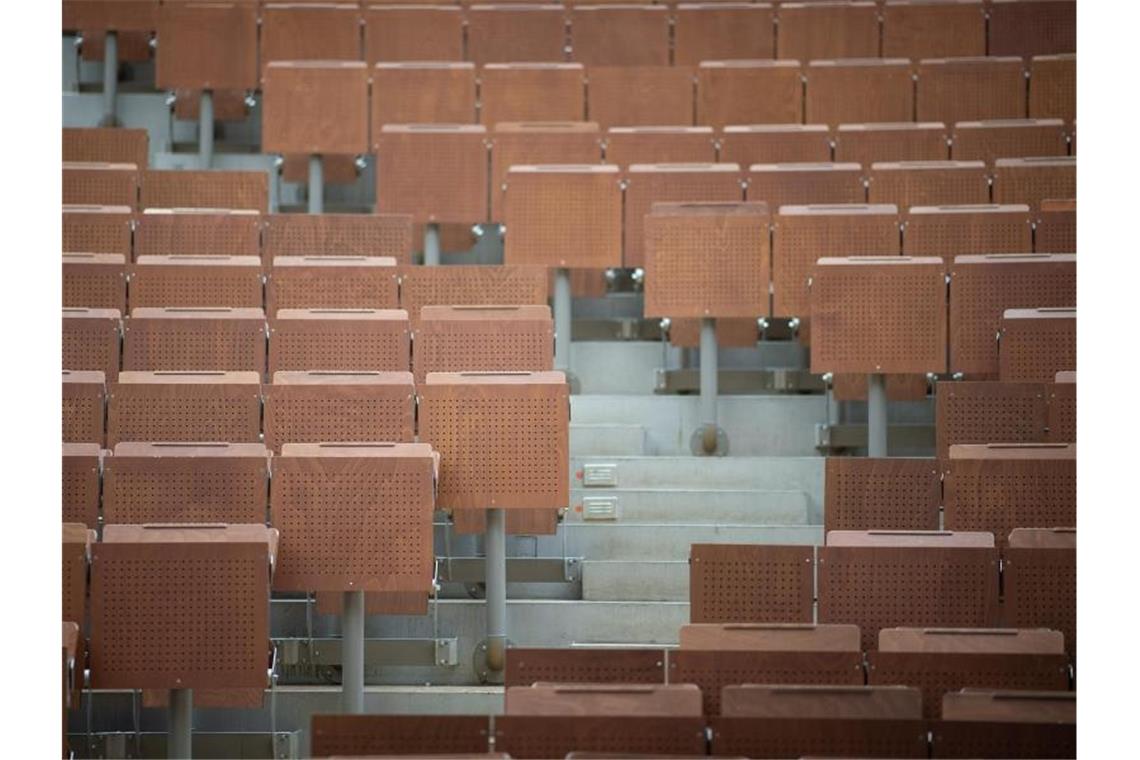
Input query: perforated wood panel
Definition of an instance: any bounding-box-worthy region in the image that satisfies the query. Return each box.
[268,309,410,374]
[989,0,1076,58]
[172,87,249,122]
[311,715,491,758]
[869,161,990,209]
[777,1,880,60]
[506,683,701,717]
[502,165,621,268]
[805,59,915,126]
[107,371,262,446]
[504,647,665,688]
[1004,528,1076,655]
[916,58,1027,125]
[689,543,814,624]
[585,66,695,128]
[724,684,922,719]
[266,257,398,315]
[79,28,151,63]
[63,127,149,169]
[951,119,1066,164]
[810,257,947,374]
[372,63,476,127]
[155,1,258,90]
[63,308,121,380]
[948,254,1075,376]
[941,687,1075,723]
[673,4,775,65]
[63,523,93,626]
[1035,198,1076,252]
[495,716,707,759]
[451,504,561,536]
[90,525,273,689]
[831,373,930,403]
[903,205,1032,264]
[993,157,1075,210]
[63,162,138,209]
[626,164,745,269]
[466,5,567,65]
[419,372,569,510]
[944,443,1076,550]
[363,6,464,63]
[1046,377,1075,442]
[932,718,1076,759]
[63,205,133,256]
[834,122,950,166]
[63,444,103,528]
[679,622,861,651]
[569,6,668,65]
[140,170,268,213]
[280,153,359,186]
[697,61,802,127]
[63,370,106,444]
[643,201,768,319]
[999,308,1076,383]
[603,127,714,166]
[711,716,929,759]
[134,209,261,261]
[771,204,900,321]
[63,0,159,32]
[129,256,263,309]
[264,371,413,452]
[375,125,489,223]
[264,213,413,263]
[122,307,266,374]
[882,0,986,58]
[748,163,866,209]
[259,4,361,82]
[819,532,1000,652]
[1028,54,1075,122]
[479,64,585,126]
[63,253,127,312]
[413,305,552,383]
[934,381,1048,461]
[489,122,601,220]
[720,125,831,168]
[399,265,549,325]
[263,62,369,155]
[825,457,940,534]
[314,589,429,618]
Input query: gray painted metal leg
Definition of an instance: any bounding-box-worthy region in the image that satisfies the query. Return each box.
[553,268,572,372]
[167,688,192,759]
[341,590,365,714]
[101,31,118,126]
[485,508,507,673]
[308,155,323,214]
[424,223,441,266]
[198,90,214,169]
[868,372,888,457]
[694,317,726,455]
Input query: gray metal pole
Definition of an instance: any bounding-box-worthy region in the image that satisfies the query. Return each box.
[485,508,507,673]
[167,688,192,759]
[553,268,572,372]
[198,90,214,169]
[308,155,323,214]
[424,223,441,266]
[699,317,717,428]
[867,372,888,457]
[342,590,365,714]
[101,31,118,127]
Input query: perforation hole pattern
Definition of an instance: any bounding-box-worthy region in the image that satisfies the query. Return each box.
[497,717,707,759]
[108,391,261,445]
[825,458,941,533]
[62,212,132,255]
[268,269,399,314]
[265,215,413,262]
[414,326,552,384]
[63,541,87,624]
[944,460,1076,549]
[140,171,268,213]
[63,391,104,444]
[104,460,267,524]
[903,213,1032,263]
[134,215,261,258]
[63,129,148,169]
[935,382,1048,460]
[804,66,913,124]
[506,649,665,688]
[747,169,865,209]
[399,267,548,324]
[63,318,121,379]
[916,62,1026,124]
[130,267,263,309]
[63,167,137,208]
[268,323,409,373]
[63,455,100,527]
[1029,57,1075,121]
[122,320,266,373]
[1000,316,1076,382]
[503,171,622,268]
[690,544,813,623]
[264,392,414,452]
[1046,383,1076,442]
[624,172,744,268]
[933,722,1075,760]
[375,131,487,224]
[952,127,1067,165]
[834,129,948,166]
[869,167,990,208]
[1035,209,1077,253]
[312,716,489,758]
[63,265,126,311]
[1003,548,1076,655]
[994,164,1076,209]
[713,719,928,759]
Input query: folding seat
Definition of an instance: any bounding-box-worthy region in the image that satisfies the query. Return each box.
[128,256,264,309]
[479,63,585,126]
[262,62,370,172]
[569,5,670,66]
[903,204,1033,263]
[916,57,1027,125]
[820,531,1000,652]
[505,647,667,688]
[506,683,702,716]
[1047,370,1076,443]
[1034,198,1076,252]
[375,125,489,223]
[63,308,121,380]
[62,205,133,256]
[363,5,464,63]
[311,715,493,759]
[673,623,864,715]
[585,67,695,128]
[267,256,398,315]
[666,317,760,349]
[711,685,928,758]
[489,122,602,220]
[140,170,269,212]
[62,1,159,64]
[263,370,414,452]
[103,442,270,524]
[948,254,1075,376]
[992,156,1075,210]
[372,63,477,126]
[951,119,1066,165]
[132,208,261,261]
[998,308,1076,383]
[1028,54,1075,122]
[625,164,745,268]
[834,123,949,166]
[824,457,940,533]
[155,1,259,92]
[398,265,549,326]
[747,163,866,209]
[776,1,880,61]
[673,3,775,65]
[62,522,95,627]
[63,127,149,169]
[868,160,990,208]
[268,309,410,374]
[264,212,414,264]
[719,124,832,167]
[804,59,915,126]
[697,61,803,128]
[603,127,713,167]
[868,628,1069,719]
[79,29,151,66]
[502,165,622,269]
[944,443,1076,549]
[63,162,138,209]
[258,3,361,83]
[496,713,707,759]
[413,305,552,384]
[63,443,104,528]
[63,253,127,312]
[107,370,262,446]
[122,307,266,373]
[988,0,1077,59]
[881,0,986,59]
[466,4,567,65]
[1003,528,1076,656]
[171,88,250,123]
[63,370,106,445]
[934,689,1076,758]
[688,543,814,624]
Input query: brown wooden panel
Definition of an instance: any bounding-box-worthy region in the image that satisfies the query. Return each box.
[777,1,880,60]
[504,647,666,688]
[805,59,915,126]
[1003,528,1076,655]
[722,683,923,719]
[63,0,159,31]
[748,163,866,208]
[689,543,814,624]
[932,718,1075,758]
[262,62,369,155]
[314,589,429,617]
[1028,54,1074,122]
[825,457,940,534]
[173,88,249,122]
[1045,376,1075,443]
[155,1,258,90]
[63,370,107,445]
[64,444,103,528]
[1034,198,1075,253]
[63,253,127,312]
[63,307,122,380]
[506,683,702,717]
[264,212,412,263]
[135,209,261,261]
[363,6,464,63]
[413,305,552,383]
[495,716,707,759]
[992,157,1075,210]
[266,256,398,315]
[63,127,149,169]
[603,126,714,166]
[123,307,266,374]
[311,715,491,758]
[63,162,138,209]
[129,255,263,309]
[869,161,990,209]
[711,715,929,758]
[570,6,669,65]
[372,63,476,128]
[107,370,262,446]
[697,61,802,128]
[259,3,360,82]
[916,58,1027,125]
[988,0,1076,58]
[375,125,489,224]
[831,373,930,403]
[951,119,1067,165]
[835,122,949,166]
[80,28,151,63]
[903,204,1032,265]
[398,265,549,325]
[941,687,1074,723]
[668,317,758,348]
[140,170,268,212]
[489,122,600,220]
[679,622,861,652]
[63,523,94,627]
[720,124,831,168]
[998,308,1075,383]
[586,66,695,128]
[451,506,560,536]
[881,0,986,59]
[934,380,1049,461]
[480,63,585,126]
[63,205,133,256]
[268,309,410,374]
[467,5,567,65]
[673,4,775,65]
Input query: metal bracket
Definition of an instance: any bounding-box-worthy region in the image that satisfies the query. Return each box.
[655,368,827,395]
[274,637,460,669]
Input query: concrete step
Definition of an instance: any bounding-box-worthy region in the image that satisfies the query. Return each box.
[570,423,647,456]
[567,487,809,524]
[582,560,689,602]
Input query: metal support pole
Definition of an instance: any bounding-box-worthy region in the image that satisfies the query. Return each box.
[167,688,192,759]
[101,31,118,126]
[867,372,888,457]
[485,508,507,673]
[696,317,722,455]
[198,90,214,169]
[553,267,572,372]
[424,223,441,266]
[308,155,323,214]
[341,590,365,714]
